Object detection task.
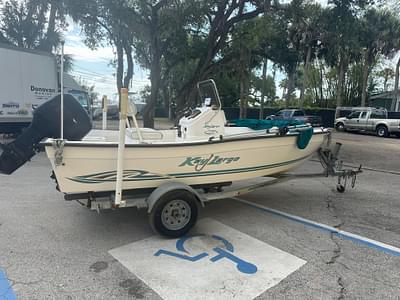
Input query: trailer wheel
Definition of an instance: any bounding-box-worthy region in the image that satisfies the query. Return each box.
[149,190,198,238]
[336,184,345,193]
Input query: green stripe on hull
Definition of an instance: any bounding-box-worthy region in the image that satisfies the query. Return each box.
[68,154,311,184]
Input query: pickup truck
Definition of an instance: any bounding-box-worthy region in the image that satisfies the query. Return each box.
[266,109,322,126]
[335,107,400,137]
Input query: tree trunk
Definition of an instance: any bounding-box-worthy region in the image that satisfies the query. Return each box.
[383,75,388,92]
[175,35,218,111]
[162,82,170,118]
[259,58,267,119]
[25,2,40,47]
[240,75,246,119]
[281,86,286,100]
[40,2,57,52]
[336,57,345,108]
[285,71,295,108]
[299,46,312,108]
[272,65,277,81]
[391,57,400,111]
[115,41,124,102]
[319,62,324,106]
[143,50,161,128]
[142,9,161,129]
[175,2,263,111]
[123,43,134,88]
[314,85,319,103]
[244,75,248,118]
[361,52,369,107]
[176,55,212,111]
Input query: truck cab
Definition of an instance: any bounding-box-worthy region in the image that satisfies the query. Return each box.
[66,89,91,116]
[266,109,322,126]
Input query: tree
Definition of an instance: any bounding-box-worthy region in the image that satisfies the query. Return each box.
[388,2,400,111]
[259,6,301,108]
[376,67,395,91]
[259,57,267,118]
[252,73,276,105]
[393,56,400,111]
[358,9,400,106]
[68,0,135,108]
[0,0,67,52]
[226,19,263,118]
[128,0,204,128]
[175,0,267,111]
[295,3,324,107]
[321,0,373,107]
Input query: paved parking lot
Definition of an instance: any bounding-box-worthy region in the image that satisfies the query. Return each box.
[1,130,400,299]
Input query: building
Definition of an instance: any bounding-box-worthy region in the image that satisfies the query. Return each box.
[369,91,400,111]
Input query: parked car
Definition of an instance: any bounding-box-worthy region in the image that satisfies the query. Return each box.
[334,107,400,137]
[266,109,322,126]
[93,93,146,121]
[92,104,119,120]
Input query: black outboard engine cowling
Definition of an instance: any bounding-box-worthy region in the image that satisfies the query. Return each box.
[0,94,92,175]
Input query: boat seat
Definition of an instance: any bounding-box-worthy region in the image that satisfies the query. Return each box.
[126,128,164,140]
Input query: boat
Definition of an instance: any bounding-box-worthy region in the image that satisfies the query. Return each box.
[0,80,329,195]
[40,80,329,196]
[2,80,360,237]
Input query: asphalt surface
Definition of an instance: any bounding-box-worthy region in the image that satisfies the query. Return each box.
[1,129,400,299]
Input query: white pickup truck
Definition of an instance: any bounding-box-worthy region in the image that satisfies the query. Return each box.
[335,107,400,137]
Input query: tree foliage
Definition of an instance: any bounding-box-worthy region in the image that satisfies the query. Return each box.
[2,0,400,124]
[0,0,68,52]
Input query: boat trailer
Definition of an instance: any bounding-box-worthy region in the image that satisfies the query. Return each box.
[66,139,362,238]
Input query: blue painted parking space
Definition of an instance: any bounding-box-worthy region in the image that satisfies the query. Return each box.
[0,268,17,300]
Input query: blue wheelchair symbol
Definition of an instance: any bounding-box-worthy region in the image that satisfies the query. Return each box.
[154,235,258,275]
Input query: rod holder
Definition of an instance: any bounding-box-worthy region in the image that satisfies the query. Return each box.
[114,88,129,206]
[102,95,108,130]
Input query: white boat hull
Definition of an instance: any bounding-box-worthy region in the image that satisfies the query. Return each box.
[45,130,329,194]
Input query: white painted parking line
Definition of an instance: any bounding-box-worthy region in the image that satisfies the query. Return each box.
[233,197,400,257]
[109,218,306,300]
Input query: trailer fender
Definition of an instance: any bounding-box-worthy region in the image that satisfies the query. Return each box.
[146,182,205,213]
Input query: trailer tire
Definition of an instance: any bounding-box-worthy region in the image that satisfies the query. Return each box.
[149,190,198,238]
[336,184,345,193]
[376,125,388,138]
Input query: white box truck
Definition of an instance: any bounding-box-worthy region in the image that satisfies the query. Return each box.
[0,43,90,133]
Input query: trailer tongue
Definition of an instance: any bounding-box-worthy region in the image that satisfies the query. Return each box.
[0,94,91,174]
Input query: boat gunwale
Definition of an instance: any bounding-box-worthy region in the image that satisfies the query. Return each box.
[41,128,329,148]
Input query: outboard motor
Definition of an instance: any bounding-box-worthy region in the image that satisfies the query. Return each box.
[0,94,92,175]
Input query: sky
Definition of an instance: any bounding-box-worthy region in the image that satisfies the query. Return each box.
[64,20,150,104]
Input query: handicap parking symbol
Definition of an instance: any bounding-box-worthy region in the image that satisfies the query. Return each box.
[154,235,258,275]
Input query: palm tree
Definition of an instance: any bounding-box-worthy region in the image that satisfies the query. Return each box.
[320,0,371,108]
[0,0,65,52]
[358,9,400,106]
[388,2,400,111]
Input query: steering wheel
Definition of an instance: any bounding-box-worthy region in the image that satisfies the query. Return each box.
[181,107,193,118]
[173,107,192,126]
